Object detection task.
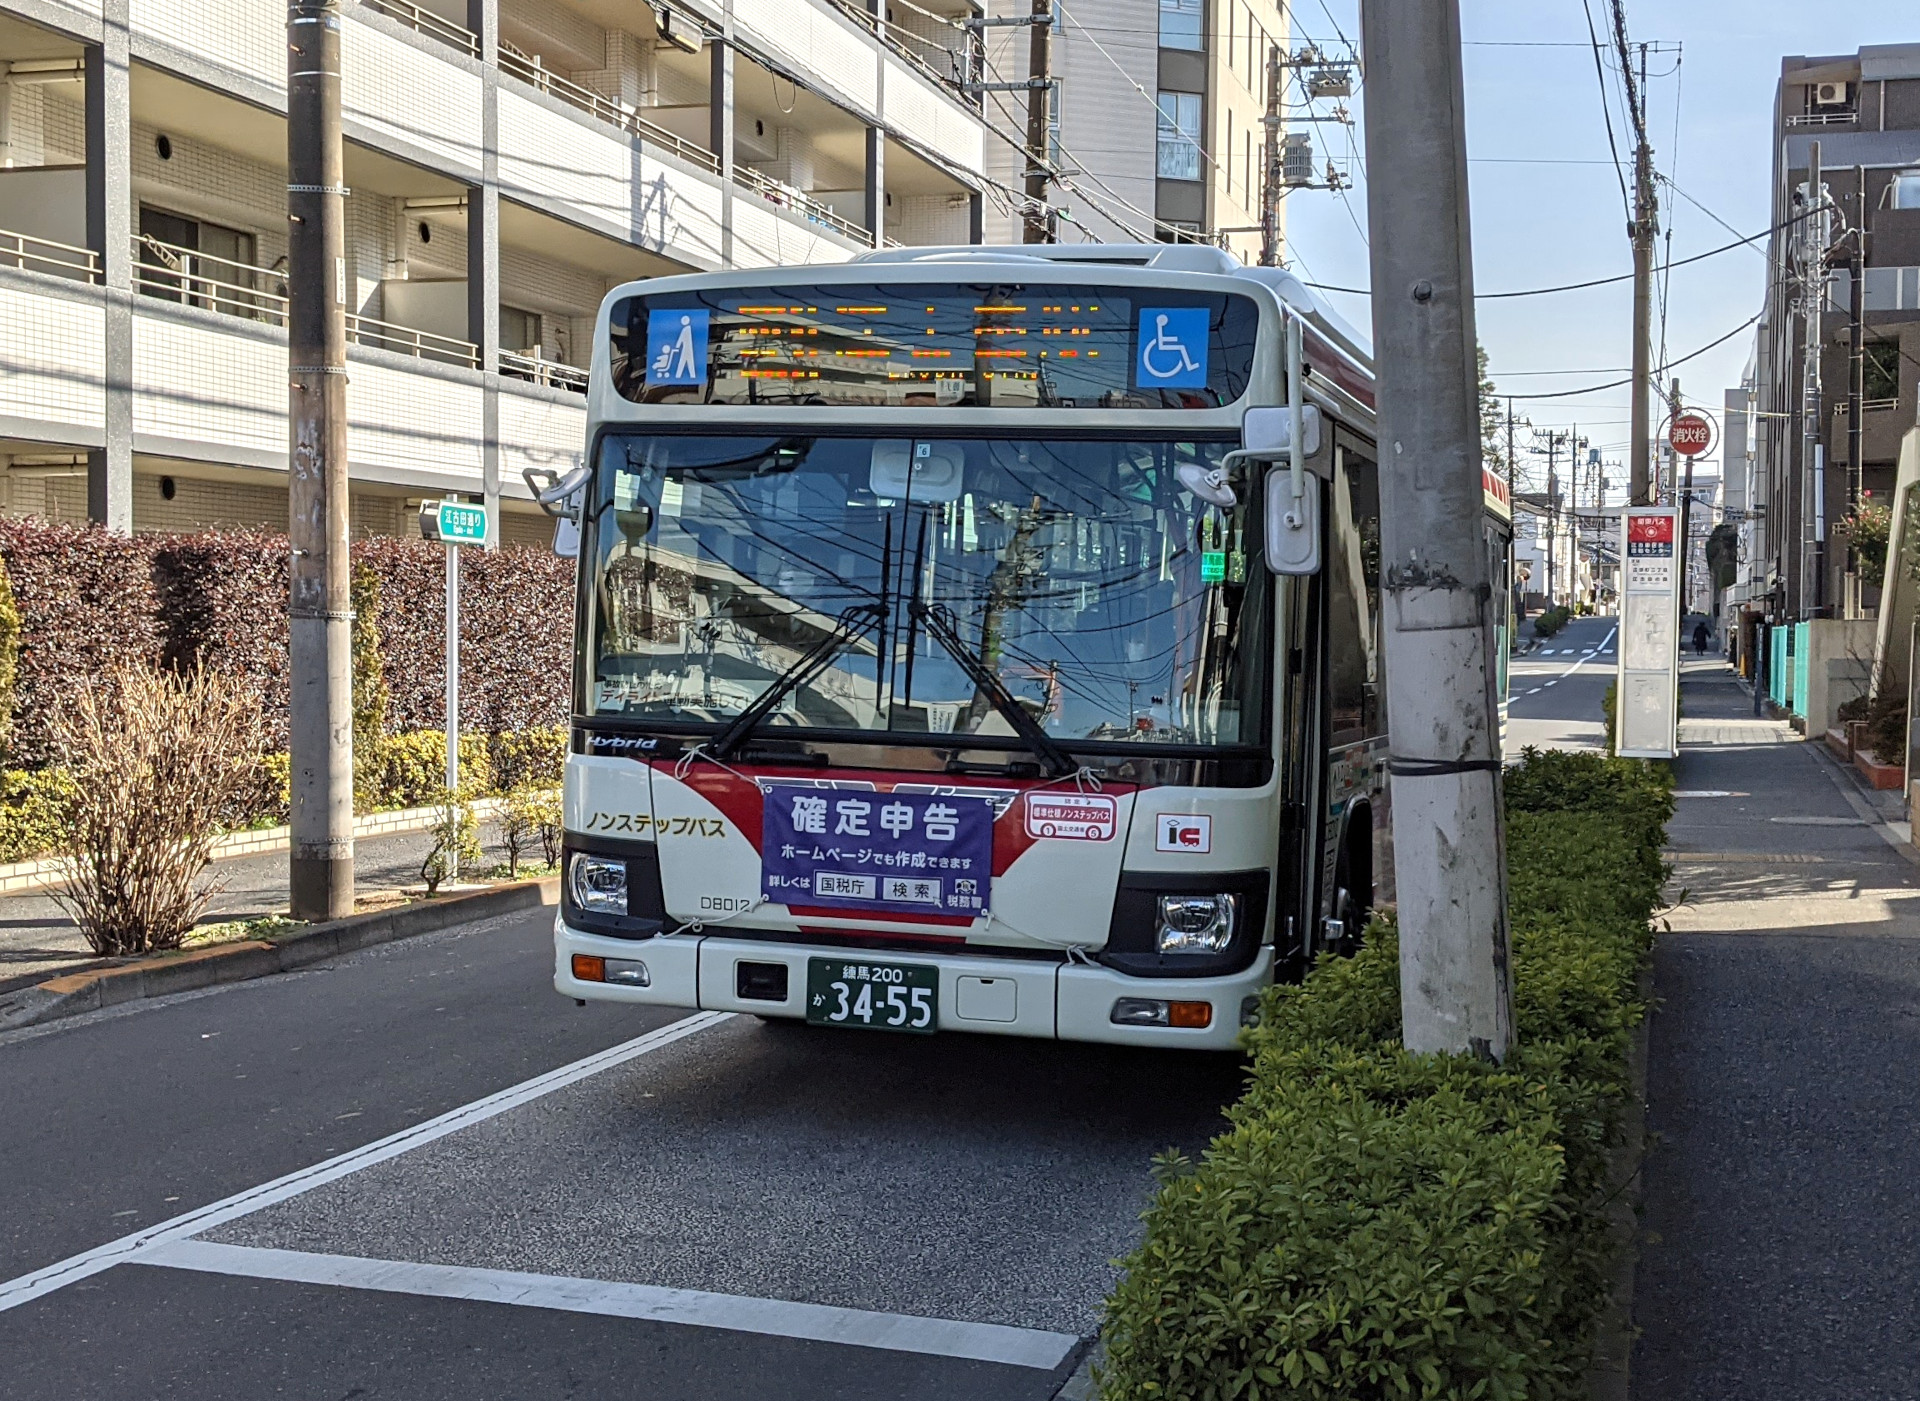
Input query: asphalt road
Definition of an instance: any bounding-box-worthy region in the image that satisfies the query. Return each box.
[1502,613,1620,755]
[0,903,1244,1398]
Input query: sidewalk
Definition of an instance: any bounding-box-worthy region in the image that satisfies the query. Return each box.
[1631,659,1920,1397]
[0,822,522,989]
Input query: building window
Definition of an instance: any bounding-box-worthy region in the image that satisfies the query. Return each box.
[1159,0,1202,52]
[1157,220,1204,244]
[1893,170,1920,210]
[1863,266,1920,313]
[1865,341,1900,403]
[1156,91,1203,181]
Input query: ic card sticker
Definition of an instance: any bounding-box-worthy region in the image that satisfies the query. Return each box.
[1155,813,1212,853]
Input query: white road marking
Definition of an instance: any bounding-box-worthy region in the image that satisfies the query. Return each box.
[0,1012,733,1314]
[139,1240,1080,1371]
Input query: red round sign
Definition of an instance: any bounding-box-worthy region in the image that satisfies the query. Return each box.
[1668,412,1715,457]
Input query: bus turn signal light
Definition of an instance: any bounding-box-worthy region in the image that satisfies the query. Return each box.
[572,954,606,983]
[1168,1001,1213,1029]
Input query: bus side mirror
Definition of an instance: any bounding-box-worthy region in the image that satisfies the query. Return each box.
[1265,470,1321,575]
[524,464,592,559]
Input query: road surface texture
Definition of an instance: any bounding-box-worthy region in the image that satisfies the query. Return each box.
[1630,658,1920,1397]
[0,901,1243,1397]
[1503,613,1617,755]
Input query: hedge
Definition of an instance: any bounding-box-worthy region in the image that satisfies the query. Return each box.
[0,519,575,766]
[1098,749,1672,1400]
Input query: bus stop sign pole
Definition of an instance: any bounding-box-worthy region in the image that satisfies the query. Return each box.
[420,500,488,805]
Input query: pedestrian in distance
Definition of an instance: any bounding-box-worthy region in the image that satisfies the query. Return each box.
[1693,621,1710,656]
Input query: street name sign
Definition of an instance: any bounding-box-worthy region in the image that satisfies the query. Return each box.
[1616,506,1680,760]
[419,499,489,545]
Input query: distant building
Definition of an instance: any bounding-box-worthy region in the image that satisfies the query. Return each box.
[982,0,1290,260]
[1743,43,1920,623]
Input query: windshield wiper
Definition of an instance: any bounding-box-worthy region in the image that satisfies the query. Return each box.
[709,603,886,760]
[910,600,1077,779]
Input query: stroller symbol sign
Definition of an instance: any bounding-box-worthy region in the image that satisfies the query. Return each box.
[646,308,709,386]
[1135,307,1209,389]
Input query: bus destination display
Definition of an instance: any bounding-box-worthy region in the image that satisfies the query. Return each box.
[609,283,1259,410]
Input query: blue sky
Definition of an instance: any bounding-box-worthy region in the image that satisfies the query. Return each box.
[1283,0,1916,498]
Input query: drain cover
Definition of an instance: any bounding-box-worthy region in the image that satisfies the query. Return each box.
[1767,816,1868,827]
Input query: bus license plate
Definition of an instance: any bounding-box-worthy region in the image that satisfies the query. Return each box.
[806,958,938,1034]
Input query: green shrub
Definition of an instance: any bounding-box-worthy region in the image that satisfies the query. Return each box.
[1532,604,1572,639]
[420,796,482,894]
[357,731,493,812]
[1097,750,1668,1401]
[488,725,567,792]
[0,767,77,863]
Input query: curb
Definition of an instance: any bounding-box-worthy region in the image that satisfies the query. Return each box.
[1585,964,1653,1401]
[0,877,558,1033]
[0,798,514,897]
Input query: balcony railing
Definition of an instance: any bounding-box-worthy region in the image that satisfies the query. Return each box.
[358,0,480,57]
[133,235,481,367]
[733,164,872,243]
[0,228,103,283]
[346,313,480,367]
[134,235,288,323]
[498,47,723,174]
[1786,110,1857,127]
[501,350,588,393]
[819,0,979,107]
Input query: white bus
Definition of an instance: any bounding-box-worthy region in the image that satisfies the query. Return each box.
[535,243,1511,1050]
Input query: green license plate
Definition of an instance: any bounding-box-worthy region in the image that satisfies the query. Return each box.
[806,957,938,1033]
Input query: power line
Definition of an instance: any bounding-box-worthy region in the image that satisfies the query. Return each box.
[1580,0,1632,219]
[1502,313,1760,401]
[1302,214,1801,299]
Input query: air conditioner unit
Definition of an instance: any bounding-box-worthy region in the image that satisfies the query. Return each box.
[1814,81,1849,106]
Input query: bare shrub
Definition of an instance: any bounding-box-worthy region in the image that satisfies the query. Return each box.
[500,785,562,879]
[52,664,266,956]
[420,795,481,894]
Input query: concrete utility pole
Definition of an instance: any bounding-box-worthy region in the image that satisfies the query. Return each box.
[1259,45,1282,266]
[1626,42,1656,506]
[1674,379,1695,619]
[1802,141,1827,617]
[1359,0,1512,1060]
[1020,0,1053,243]
[287,0,354,921]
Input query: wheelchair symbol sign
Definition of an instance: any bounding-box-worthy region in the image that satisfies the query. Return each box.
[1135,307,1210,389]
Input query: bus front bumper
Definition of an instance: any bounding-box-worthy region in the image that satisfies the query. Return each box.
[554,918,1269,1052]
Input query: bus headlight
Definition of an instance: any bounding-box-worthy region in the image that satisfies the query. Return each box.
[1156,894,1237,954]
[568,854,629,916]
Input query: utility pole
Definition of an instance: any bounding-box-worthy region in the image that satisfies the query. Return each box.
[1674,379,1695,619]
[1545,432,1559,606]
[1845,163,1866,616]
[1802,140,1827,617]
[1360,0,1511,1061]
[1626,41,1656,506]
[287,0,354,921]
[1020,0,1053,243]
[1259,45,1282,266]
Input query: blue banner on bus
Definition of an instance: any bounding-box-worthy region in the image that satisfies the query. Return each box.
[762,786,993,917]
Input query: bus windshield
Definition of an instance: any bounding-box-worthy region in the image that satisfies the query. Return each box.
[583,433,1270,750]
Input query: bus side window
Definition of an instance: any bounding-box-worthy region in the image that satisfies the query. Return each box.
[1326,447,1380,747]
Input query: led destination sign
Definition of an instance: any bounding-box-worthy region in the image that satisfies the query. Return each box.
[609,283,1259,410]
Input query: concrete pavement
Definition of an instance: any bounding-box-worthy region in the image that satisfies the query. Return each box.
[1631,659,1920,1397]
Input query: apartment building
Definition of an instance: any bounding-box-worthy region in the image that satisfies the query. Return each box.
[1746,42,1920,622]
[980,0,1285,261]
[0,0,988,545]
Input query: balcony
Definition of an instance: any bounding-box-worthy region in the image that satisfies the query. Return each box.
[498,46,722,175]
[501,350,588,394]
[132,235,481,368]
[359,0,480,57]
[732,164,871,244]
[0,230,101,284]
